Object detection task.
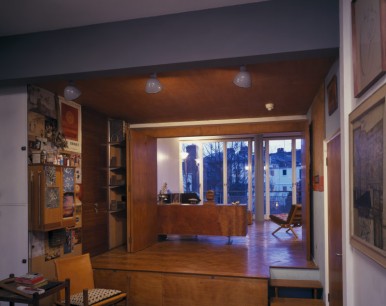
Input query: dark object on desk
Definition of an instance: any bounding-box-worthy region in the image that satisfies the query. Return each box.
[180,193,201,204]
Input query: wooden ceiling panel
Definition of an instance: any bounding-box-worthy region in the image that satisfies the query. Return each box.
[38,57,335,124]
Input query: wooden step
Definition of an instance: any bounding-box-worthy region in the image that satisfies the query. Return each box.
[270,279,323,299]
[270,279,323,289]
[270,297,325,306]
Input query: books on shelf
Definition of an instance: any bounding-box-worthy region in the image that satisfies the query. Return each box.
[16,285,45,295]
[14,273,45,285]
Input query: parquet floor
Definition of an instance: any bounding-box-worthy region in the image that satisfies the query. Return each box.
[92,220,316,279]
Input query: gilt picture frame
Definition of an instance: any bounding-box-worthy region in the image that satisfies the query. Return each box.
[349,84,386,268]
[352,0,386,97]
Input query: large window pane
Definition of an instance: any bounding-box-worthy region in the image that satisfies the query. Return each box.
[203,142,224,203]
[181,143,199,193]
[227,141,249,204]
[264,138,303,216]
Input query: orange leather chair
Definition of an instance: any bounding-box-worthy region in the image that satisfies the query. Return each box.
[54,253,127,306]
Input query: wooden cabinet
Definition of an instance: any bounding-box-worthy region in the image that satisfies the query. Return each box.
[28,165,76,231]
[107,119,127,249]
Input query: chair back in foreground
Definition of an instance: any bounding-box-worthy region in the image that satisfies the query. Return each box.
[54,253,127,306]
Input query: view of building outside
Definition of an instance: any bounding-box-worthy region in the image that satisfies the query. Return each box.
[264,139,302,215]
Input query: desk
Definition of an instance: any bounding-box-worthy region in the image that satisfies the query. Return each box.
[158,204,248,243]
[0,276,70,306]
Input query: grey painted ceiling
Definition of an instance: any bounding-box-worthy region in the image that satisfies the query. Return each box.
[0,0,268,36]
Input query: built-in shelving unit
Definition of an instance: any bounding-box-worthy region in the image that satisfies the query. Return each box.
[28,164,76,231]
[107,119,127,249]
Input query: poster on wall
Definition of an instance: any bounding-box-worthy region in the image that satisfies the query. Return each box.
[59,97,82,153]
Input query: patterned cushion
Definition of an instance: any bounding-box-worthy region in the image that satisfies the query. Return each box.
[68,288,122,306]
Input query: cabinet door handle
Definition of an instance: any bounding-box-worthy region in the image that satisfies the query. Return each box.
[94,203,98,213]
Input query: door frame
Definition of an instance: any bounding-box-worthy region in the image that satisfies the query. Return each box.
[325,132,343,306]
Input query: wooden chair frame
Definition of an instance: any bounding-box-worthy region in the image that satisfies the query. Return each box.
[269,204,302,239]
[54,253,128,306]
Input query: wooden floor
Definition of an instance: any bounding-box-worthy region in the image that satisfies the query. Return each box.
[92,220,316,279]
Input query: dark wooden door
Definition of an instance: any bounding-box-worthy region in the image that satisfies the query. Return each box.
[327,134,343,306]
[128,129,158,252]
[82,107,109,256]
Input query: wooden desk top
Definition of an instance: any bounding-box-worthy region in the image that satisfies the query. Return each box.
[157,203,248,236]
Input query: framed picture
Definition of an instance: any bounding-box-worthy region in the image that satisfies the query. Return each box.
[352,0,386,97]
[27,85,57,119]
[327,75,338,116]
[349,84,386,268]
[59,97,82,153]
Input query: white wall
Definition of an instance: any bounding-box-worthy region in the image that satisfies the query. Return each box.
[0,87,29,286]
[157,138,180,193]
[312,190,326,294]
[340,1,386,305]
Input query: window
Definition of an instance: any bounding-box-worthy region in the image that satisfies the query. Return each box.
[180,139,253,210]
[264,138,303,216]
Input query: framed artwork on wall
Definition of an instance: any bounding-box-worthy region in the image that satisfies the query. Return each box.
[349,83,386,268]
[27,85,57,119]
[59,97,82,153]
[327,75,338,116]
[352,0,386,97]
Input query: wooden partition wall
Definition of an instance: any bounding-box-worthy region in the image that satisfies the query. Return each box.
[131,119,311,258]
[127,130,158,252]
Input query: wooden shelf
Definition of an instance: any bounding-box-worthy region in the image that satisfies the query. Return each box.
[107,119,127,250]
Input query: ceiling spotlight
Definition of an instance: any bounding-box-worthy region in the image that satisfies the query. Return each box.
[233,66,251,88]
[265,102,274,111]
[145,73,162,94]
[64,81,81,100]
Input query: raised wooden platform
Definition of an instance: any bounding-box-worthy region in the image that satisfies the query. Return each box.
[91,221,315,306]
